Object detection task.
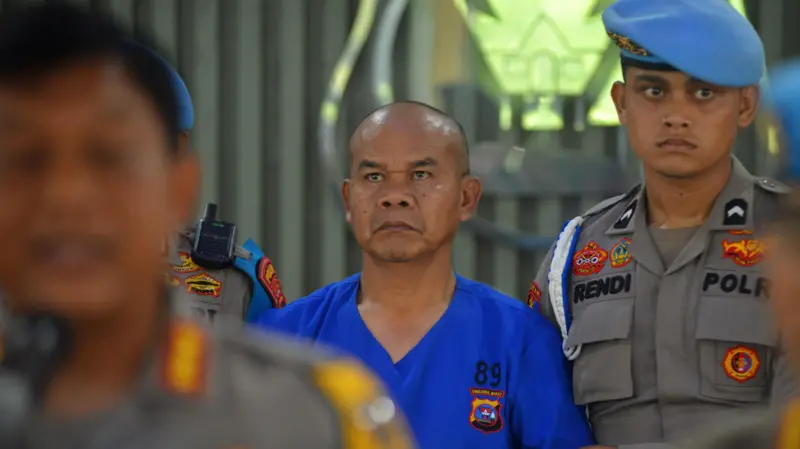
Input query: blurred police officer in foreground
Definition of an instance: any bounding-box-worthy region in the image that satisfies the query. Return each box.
[0,3,413,448]
[530,1,793,448]
[163,75,286,326]
[681,58,800,449]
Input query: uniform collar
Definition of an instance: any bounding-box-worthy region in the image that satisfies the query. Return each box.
[605,156,755,235]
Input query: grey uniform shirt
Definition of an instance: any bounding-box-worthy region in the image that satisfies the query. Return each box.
[10,314,414,449]
[679,406,791,449]
[166,231,255,325]
[532,158,795,449]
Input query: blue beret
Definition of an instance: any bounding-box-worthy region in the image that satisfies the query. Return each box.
[168,68,194,132]
[127,42,194,131]
[764,59,800,179]
[602,0,764,87]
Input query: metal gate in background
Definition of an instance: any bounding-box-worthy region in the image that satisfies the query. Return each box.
[13,0,796,301]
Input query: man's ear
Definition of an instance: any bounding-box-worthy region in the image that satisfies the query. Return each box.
[170,149,200,228]
[611,81,628,125]
[738,85,760,128]
[341,179,352,223]
[459,176,482,222]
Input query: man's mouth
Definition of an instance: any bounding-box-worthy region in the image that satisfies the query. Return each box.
[30,235,113,269]
[377,221,416,232]
[657,138,697,149]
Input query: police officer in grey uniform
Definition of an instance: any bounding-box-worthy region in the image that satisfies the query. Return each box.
[158,60,285,326]
[167,219,285,326]
[680,57,800,449]
[0,4,413,448]
[529,1,795,448]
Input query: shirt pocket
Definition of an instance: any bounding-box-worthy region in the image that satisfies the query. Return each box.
[566,298,635,405]
[695,295,778,402]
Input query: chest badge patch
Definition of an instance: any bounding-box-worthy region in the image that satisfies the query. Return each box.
[722,238,765,267]
[169,252,201,273]
[469,388,504,434]
[572,241,608,276]
[184,272,222,298]
[723,346,760,382]
[526,281,542,308]
[610,238,632,268]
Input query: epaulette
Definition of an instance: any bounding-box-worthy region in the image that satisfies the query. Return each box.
[178,228,252,259]
[755,177,791,194]
[581,185,642,219]
[178,228,287,318]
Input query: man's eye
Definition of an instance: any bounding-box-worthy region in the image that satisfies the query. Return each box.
[643,87,663,98]
[90,145,131,170]
[694,88,715,100]
[365,173,384,182]
[412,171,431,180]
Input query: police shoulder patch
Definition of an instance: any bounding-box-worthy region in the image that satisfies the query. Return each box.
[581,186,639,219]
[257,257,287,309]
[313,360,412,449]
[526,281,542,308]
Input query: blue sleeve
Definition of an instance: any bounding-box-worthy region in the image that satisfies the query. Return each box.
[512,316,594,449]
[232,238,288,324]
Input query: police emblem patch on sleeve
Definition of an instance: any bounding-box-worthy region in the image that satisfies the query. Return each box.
[572,241,608,276]
[721,238,764,267]
[610,238,632,268]
[169,252,201,273]
[722,345,760,383]
[184,272,222,298]
[469,388,504,434]
[257,257,286,308]
[526,281,542,308]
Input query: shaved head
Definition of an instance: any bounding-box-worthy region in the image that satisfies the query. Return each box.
[349,101,470,176]
[341,100,481,264]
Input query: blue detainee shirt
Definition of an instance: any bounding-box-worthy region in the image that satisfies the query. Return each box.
[256,274,593,449]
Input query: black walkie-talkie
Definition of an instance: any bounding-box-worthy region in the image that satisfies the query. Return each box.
[190,203,237,270]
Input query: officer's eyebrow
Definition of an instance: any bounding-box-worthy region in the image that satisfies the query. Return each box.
[632,74,669,85]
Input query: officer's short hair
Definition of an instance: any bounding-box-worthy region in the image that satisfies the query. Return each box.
[0,3,181,150]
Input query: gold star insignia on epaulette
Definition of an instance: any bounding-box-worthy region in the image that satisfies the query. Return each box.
[607,31,649,56]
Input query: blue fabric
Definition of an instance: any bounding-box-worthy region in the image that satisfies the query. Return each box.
[255,274,594,449]
[602,0,764,87]
[562,221,582,332]
[234,238,277,323]
[128,42,194,131]
[169,69,194,131]
[765,59,800,179]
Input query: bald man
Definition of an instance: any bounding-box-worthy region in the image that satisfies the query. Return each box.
[255,101,594,449]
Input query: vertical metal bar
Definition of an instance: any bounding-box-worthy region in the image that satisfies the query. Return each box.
[226,0,265,243]
[274,0,307,299]
[317,0,350,286]
[405,0,434,103]
[182,0,221,210]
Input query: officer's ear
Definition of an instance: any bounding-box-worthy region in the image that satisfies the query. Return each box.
[737,85,760,128]
[169,131,200,227]
[611,81,628,125]
[341,178,352,223]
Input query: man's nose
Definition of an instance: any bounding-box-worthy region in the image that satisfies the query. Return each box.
[662,113,691,128]
[378,187,414,209]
